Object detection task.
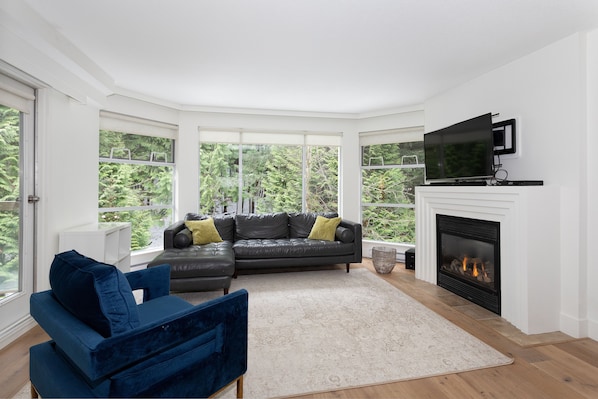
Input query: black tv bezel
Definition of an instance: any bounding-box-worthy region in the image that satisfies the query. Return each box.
[423,113,495,183]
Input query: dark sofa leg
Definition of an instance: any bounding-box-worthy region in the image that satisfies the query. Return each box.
[346,263,350,273]
[224,288,229,295]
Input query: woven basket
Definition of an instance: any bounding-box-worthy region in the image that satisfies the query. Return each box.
[372,247,397,274]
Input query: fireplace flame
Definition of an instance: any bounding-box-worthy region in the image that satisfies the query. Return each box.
[472,262,479,277]
[446,256,493,284]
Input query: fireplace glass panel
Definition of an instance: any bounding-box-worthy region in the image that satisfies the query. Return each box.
[440,233,496,293]
[436,214,500,314]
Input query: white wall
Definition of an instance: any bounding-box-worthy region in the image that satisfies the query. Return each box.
[425,33,594,339]
[586,29,598,340]
[36,89,100,290]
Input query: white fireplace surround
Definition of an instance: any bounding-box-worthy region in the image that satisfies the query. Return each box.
[415,185,560,334]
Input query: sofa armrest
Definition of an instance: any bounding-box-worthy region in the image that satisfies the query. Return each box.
[339,219,363,261]
[125,264,170,302]
[95,289,249,384]
[163,220,187,249]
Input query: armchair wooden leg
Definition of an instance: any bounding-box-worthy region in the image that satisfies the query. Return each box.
[236,375,244,399]
[210,375,244,398]
[31,382,38,399]
[346,263,350,273]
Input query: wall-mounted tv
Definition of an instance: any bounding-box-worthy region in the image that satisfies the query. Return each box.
[424,113,495,183]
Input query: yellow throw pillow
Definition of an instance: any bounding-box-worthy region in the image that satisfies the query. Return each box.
[185,218,223,245]
[308,216,341,241]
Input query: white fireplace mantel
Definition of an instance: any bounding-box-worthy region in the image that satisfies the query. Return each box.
[415,185,560,334]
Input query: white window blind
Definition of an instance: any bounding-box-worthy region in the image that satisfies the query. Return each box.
[359,126,423,146]
[100,111,178,139]
[0,74,35,114]
[199,128,342,146]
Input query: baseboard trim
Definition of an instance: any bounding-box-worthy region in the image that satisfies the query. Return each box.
[588,318,598,341]
[0,315,36,351]
[560,312,588,339]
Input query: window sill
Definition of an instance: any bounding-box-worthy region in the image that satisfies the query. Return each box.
[131,247,162,268]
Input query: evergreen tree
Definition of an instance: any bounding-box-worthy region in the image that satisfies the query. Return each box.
[260,146,302,212]
[306,146,338,212]
[0,106,20,292]
[199,143,238,214]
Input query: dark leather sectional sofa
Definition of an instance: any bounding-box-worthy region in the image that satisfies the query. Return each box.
[147,212,362,294]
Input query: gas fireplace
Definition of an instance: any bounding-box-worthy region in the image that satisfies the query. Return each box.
[436,214,501,314]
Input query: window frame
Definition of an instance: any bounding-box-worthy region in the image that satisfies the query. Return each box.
[99,112,177,255]
[359,126,425,246]
[198,129,341,215]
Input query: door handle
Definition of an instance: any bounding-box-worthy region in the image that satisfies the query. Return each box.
[27,195,40,203]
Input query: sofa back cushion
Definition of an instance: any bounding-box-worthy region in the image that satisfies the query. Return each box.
[185,213,235,242]
[214,215,235,241]
[235,213,289,240]
[288,212,338,238]
[49,250,140,337]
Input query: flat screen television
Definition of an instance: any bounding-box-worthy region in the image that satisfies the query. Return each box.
[424,113,495,183]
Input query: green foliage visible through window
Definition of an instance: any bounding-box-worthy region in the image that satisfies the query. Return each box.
[199,142,339,215]
[99,130,174,251]
[0,105,20,297]
[361,141,424,244]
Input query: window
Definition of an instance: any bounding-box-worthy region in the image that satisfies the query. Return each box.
[0,104,21,296]
[360,127,425,244]
[99,112,176,252]
[199,130,340,215]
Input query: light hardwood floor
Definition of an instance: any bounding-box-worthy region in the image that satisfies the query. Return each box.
[2,260,597,398]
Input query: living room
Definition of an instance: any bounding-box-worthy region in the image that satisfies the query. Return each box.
[1,0,598,375]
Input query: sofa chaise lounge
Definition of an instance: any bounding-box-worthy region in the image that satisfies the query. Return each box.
[147,212,362,293]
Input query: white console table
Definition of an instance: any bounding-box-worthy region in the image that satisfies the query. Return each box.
[59,222,131,272]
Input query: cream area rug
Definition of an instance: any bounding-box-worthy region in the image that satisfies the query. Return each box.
[16,268,512,398]
[178,268,513,398]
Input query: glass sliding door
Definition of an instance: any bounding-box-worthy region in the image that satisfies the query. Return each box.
[0,74,36,336]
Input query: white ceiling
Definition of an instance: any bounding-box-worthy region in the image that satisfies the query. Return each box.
[22,0,598,114]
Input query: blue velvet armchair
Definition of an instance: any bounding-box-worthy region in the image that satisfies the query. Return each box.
[29,250,248,398]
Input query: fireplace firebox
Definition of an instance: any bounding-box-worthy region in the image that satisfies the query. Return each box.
[436,214,500,314]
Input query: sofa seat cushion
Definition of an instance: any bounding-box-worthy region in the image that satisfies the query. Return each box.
[150,243,235,279]
[136,295,194,325]
[233,238,355,259]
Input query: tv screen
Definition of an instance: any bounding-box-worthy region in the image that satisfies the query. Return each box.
[424,113,494,182]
